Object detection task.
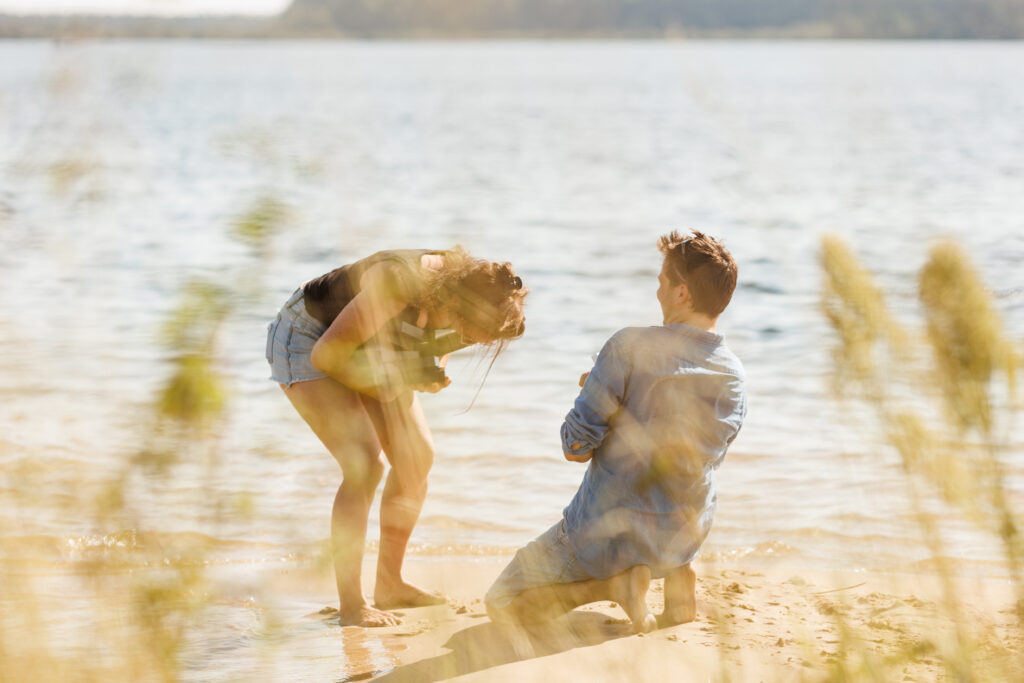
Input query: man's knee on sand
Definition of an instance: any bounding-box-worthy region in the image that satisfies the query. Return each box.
[483,564,560,625]
[484,580,524,624]
[485,582,571,626]
[484,596,513,624]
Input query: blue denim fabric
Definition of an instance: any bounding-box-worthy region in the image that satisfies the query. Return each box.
[560,324,746,580]
[484,519,591,609]
[266,288,329,387]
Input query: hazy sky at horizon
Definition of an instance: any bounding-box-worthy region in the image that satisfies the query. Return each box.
[0,0,290,15]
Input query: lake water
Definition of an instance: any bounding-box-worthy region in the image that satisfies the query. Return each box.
[1,40,1023,671]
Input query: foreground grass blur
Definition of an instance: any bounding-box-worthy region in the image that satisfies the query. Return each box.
[0,188,290,680]
[818,235,1022,681]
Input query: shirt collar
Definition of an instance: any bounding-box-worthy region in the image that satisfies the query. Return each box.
[665,322,724,347]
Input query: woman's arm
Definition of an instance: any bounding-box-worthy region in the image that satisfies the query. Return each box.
[310,261,411,396]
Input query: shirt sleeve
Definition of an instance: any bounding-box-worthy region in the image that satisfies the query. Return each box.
[561,333,629,455]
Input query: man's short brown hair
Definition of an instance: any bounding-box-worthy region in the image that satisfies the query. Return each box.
[657,230,738,318]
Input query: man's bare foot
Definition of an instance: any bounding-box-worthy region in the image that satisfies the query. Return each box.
[659,563,697,626]
[339,603,401,627]
[658,603,697,627]
[608,565,656,633]
[374,579,446,609]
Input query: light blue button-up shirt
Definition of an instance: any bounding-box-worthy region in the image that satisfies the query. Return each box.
[560,323,746,580]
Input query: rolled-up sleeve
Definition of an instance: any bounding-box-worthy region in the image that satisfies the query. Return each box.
[561,333,628,455]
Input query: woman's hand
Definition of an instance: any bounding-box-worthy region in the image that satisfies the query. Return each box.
[412,376,451,394]
[370,373,449,401]
[411,353,451,393]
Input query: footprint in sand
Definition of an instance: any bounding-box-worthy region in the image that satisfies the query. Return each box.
[866,619,901,632]
[394,623,431,637]
[814,599,839,615]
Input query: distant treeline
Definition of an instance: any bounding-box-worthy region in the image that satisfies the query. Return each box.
[0,14,275,39]
[280,0,1024,39]
[3,0,1024,39]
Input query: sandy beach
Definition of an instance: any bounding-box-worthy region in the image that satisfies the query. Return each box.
[258,556,1023,682]
[2,39,1022,683]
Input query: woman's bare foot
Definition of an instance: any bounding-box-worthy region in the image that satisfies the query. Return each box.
[608,565,656,633]
[659,564,697,626]
[339,603,402,627]
[374,579,446,609]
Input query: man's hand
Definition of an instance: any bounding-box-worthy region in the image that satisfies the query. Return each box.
[578,371,590,388]
[564,444,593,463]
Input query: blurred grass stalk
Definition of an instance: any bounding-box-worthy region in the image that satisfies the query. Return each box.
[2,54,296,679]
[818,235,1022,681]
[0,284,227,680]
[0,188,290,680]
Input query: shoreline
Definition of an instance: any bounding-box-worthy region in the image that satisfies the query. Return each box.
[4,546,1019,680]
[247,555,1023,682]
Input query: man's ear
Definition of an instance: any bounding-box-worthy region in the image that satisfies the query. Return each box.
[676,282,691,307]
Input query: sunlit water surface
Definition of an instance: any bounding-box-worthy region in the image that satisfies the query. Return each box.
[1,39,1022,678]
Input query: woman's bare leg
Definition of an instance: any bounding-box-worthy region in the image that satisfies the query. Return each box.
[362,392,446,608]
[283,378,398,627]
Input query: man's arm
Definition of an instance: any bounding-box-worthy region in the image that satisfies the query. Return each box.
[561,333,628,462]
[564,370,594,461]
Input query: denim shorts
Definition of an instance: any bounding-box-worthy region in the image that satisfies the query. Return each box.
[266,288,329,387]
[484,519,592,609]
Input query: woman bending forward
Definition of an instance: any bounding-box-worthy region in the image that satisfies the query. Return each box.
[266,249,527,626]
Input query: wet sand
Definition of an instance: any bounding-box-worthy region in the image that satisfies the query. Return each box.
[2,546,1020,680]
[274,557,1023,682]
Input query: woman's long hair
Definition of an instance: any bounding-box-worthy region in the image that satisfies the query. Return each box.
[420,247,527,342]
[420,247,528,408]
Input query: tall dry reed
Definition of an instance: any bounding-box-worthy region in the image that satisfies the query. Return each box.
[815,235,1022,682]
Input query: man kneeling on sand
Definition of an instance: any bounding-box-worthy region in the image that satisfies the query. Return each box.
[486,231,746,633]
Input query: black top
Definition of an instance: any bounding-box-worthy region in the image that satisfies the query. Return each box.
[303,248,442,327]
[303,249,466,386]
